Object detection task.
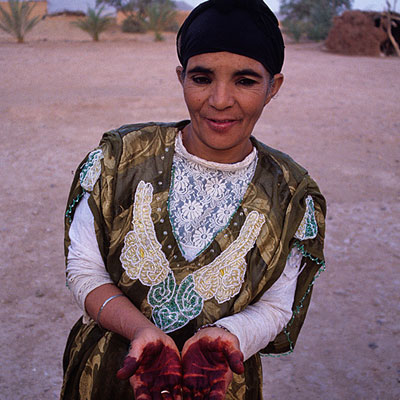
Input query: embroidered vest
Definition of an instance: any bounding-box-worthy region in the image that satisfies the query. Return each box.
[63,121,326,399]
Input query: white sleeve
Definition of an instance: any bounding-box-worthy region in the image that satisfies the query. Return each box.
[216,247,303,361]
[66,192,114,323]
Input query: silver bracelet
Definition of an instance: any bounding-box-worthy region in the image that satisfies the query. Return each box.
[96,293,124,330]
[196,323,231,334]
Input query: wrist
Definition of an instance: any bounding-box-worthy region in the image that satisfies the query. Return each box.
[129,324,170,345]
[196,323,242,354]
[197,323,231,334]
[96,294,124,330]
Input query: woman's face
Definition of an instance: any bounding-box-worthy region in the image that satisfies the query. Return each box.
[177,51,283,163]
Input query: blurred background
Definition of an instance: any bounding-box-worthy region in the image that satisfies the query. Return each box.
[0,0,399,399]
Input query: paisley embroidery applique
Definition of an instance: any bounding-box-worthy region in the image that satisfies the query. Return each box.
[148,272,204,333]
[120,180,266,333]
[80,149,104,192]
[120,181,171,286]
[294,195,318,240]
[192,211,266,304]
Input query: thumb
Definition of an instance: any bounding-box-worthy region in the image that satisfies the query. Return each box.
[116,335,151,380]
[116,355,140,380]
[223,344,244,375]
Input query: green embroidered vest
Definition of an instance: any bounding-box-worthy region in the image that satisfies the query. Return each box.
[62,121,326,400]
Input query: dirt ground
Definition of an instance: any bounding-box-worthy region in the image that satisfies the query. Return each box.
[0,16,399,400]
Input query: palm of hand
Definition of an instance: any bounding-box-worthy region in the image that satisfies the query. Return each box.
[182,337,244,400]
[117,340,182,400]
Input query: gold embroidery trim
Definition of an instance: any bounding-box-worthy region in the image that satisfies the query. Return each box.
[192,211,265,303]
[120,180,265,305]
[120,181,171,286]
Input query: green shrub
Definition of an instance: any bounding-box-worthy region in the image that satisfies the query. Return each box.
[121,15,146,33]
[283,20,307,42]
[307,3,335,40]
[280,0,352,42]
[71,5,113,42]
[0,0,42,43]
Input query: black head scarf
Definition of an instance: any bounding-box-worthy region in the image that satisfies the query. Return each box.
[177,0,284,76]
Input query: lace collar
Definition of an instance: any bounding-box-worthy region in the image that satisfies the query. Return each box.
[175,132,257,172]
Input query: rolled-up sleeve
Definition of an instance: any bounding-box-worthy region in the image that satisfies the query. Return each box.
[66,193,113,323]
[216,247,303,361]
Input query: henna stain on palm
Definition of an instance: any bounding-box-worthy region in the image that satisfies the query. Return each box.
[117,340,182,398]
[182,337,244,399]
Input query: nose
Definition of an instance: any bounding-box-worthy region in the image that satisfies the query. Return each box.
[208,82,234,110]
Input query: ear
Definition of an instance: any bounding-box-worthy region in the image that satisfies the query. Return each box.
[176,66,185,87]
[264,73,284,106]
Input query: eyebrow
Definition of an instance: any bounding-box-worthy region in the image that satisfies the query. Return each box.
[187,66,263,79]
[234,69,263,79]
[187,66,213,74]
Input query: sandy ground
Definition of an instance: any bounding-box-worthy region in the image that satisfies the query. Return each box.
[0,16,399,400]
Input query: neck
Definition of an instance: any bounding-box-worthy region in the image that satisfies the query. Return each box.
[181,126,253,164]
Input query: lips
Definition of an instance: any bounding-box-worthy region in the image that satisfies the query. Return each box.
[205,118,239,132]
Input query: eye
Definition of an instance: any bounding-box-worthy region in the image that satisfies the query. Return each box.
[237,78,258,86]
[191,76,211,85]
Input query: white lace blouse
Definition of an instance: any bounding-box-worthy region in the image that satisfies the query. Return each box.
[66,134,314,361]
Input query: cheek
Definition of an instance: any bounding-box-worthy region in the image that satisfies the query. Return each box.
[184,93,199,107]
[237,87,268,118]
[183,91,195,111]
[183,87,207,114]
[242,99,266,123]
[253,90,269,112]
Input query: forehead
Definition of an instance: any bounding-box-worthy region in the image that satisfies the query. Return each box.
[186,52,269,76]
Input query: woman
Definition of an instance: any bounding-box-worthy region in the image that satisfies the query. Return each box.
[61,1,326,399]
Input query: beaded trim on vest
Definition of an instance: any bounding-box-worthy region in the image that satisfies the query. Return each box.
[120,180,265,333]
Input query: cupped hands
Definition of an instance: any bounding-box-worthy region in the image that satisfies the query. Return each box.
[116,326,244,400]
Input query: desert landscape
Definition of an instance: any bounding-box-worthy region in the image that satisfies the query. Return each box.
[0,15,399,399]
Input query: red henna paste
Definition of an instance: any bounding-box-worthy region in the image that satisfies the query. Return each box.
[116,355,139,380]
[117,340,182,399]
[182,337,244,400]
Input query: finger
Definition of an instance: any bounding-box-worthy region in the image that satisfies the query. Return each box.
[134,385,152,400]
[193,390,204,400]
[183,386,193,400]
[150,390,164,400]
[153,386,176,400]
[156,360,182,390]
[200,386,210,399]
[209,379,226,400]
[152,393,163,400]
[209,392,224,400]
[172,384,183,400]
[222,344,244,375]
[146,385,169,400]
[116,355,140,380]
[156,373,182,391]
[160,390,174,400]
[120,340,164,381]
[161,349,183,384]
[183,386,205,400]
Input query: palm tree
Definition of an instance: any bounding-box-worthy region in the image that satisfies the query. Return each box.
[0,0,43,43]
[143,1,176,41]
[71,6,113,42]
